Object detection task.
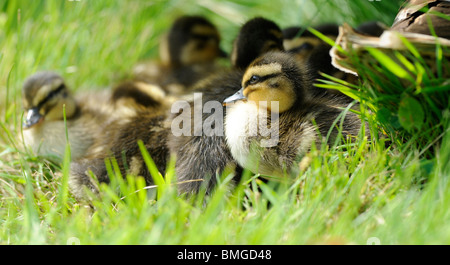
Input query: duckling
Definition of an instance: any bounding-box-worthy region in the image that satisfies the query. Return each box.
[223,52,367,178]
[133,15,227,95]
[283,21,387,61]
[20,72,113,163]
[391,0,450,39]
[282,23,339,62]
[168,17,285,195]
[282,24,358,98]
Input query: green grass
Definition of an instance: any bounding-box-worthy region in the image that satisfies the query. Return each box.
[1,0,450,245]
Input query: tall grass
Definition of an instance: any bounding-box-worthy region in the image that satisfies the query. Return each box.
[1,0,449,245]
[318,31,450,155]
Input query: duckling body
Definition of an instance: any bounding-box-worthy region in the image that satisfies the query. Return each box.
[224,52,366,177]
[21,72,116,163]
[225,97,362,177]
[134,15,227,95]
[69,112,169,200]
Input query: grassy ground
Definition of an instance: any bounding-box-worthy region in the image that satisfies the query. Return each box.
[1,0,449,245]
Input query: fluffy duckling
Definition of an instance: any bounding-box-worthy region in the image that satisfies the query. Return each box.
[223,52,366,177]
[21,72,114,163]
[283,21,386,59]
[282,24,358,98]
[282,23,339,62]
[391,0,450,39]
[133,15,227,95]
[168,17,285,194]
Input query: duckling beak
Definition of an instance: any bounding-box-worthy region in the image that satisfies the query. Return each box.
[223,87,246,106]
[23,107,44,129]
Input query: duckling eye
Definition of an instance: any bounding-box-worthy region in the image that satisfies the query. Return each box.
[195,42,207,50]
[48,85,64,99]
[289,42,314,53]
[249,75,260,84]
[47,89,58,99]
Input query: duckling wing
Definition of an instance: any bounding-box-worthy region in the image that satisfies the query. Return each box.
[69,112,170,200]
[108,114,169,180]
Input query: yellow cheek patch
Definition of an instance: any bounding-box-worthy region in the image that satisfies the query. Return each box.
[245,77,296,113]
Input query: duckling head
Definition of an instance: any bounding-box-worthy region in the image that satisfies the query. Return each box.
[282,23,338,62]
[22,72,77,129]
[231,17,284,70]
[224,52,310,113]
[160,15,226,67]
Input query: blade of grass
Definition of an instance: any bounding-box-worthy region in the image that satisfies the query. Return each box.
[57,104,71,216]
[366,47,414,82]
[137,140,165,200]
